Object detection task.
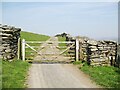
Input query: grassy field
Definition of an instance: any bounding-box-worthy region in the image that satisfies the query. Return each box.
[21,31,50,60]
[73,61,120,88]
[2,60,30,88]
[21,31,50,41]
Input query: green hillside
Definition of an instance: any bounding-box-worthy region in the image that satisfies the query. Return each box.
[20,31,50,41]
[20,31,50,60]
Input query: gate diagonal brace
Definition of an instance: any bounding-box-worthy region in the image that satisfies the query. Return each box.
[53,43,75,60]
[26,43,38,53]
[60,43,75,55]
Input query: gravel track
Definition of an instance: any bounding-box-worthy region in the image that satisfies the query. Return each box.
[27,64,100,88]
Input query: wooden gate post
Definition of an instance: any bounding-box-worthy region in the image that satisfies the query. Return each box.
[75,39,79,61]
[17,38,20,60]
[22,39,25,61]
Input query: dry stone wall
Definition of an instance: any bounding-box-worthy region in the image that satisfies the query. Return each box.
[0,24,21,60]
[65,34,118,66]
[79,38,117,66]
[87,40,117,66]
[117,44,120,67]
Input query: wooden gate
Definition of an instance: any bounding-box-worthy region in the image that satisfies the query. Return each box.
[20,39,79,62]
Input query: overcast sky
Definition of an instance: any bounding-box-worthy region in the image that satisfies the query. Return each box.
[2,1,118,40]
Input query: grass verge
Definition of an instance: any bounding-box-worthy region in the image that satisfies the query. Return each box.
[2,60,30,88]
[73,61,120,88]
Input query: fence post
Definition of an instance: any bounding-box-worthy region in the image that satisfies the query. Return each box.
[75,39,79,61]
[22,39,25,61]
[17,38,20,60]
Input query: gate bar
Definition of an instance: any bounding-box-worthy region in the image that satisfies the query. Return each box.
[26,43,38,52]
